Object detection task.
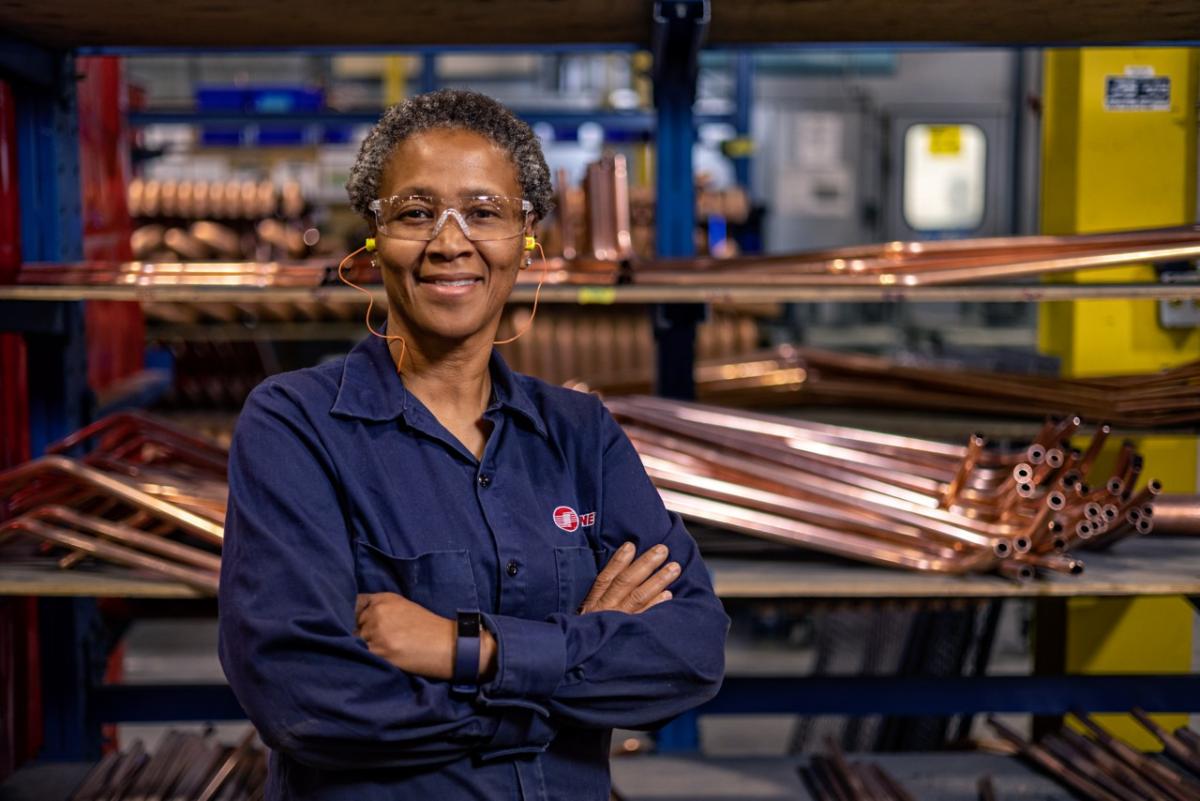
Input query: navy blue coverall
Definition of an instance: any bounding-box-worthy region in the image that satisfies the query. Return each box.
[218,333,729,800]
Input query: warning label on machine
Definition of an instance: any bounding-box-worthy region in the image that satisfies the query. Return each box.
[1104,75,1171,111]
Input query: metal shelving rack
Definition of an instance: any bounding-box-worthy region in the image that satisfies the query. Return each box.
[3,0,1200,775]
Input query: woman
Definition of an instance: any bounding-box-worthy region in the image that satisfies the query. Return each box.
[218,89,728,801]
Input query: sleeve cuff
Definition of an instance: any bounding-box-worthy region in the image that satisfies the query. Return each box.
[480,613,566,700]
[476,706,556,761]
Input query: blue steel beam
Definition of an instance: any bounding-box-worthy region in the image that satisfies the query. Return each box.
[650,0,709,405]
[648,0,709,750]
[705,675,1200,716]
[84,674,1200,726]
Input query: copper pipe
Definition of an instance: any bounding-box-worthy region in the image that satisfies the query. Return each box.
[1019,552,1085,575]
[2,517,217,593]
[31,506,221,572]
[658,489,994,575]
[1070,711,1200,801]
[987,717,1125,801]
[1040,734,1144,801]
[1077,424,1112,480]
[628,427,1016,556]
[194,729,258,801]
[1057,728,1173,801]
[943,434,985,508]
[1130,708,1200,776]
[0,456,224,545]
[642,456,972,563]
[1175,727,1200,757]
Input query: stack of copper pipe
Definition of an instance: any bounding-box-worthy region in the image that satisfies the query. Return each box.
[606,396,1190,581]
[574,346,1200,428]
[70,730,264,801]
[989,712,1200,801]
[800,737,917,801]
[16,261,328,288]
[634,226,1200,287]
[0,413,226,594]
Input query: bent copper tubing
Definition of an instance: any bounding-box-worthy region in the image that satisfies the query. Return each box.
[0,456,224,544]
[611,394,964,465]
[642,455,981,564]
[49,410,226,462]
[1151,495,1200,535]
[28,506,221,572]
[616,406,950,502]
[2,518,218,593]
[1078,424,1112,481]
[626,426,1017,556]
[942,434,985,509]
[658,488,994,574]
[629,420,1025,544]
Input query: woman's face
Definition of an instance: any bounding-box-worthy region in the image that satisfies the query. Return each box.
[375,128,529,345]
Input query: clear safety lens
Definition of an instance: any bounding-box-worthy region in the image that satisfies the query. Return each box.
[370,195,532,242]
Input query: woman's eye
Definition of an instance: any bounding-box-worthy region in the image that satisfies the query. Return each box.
[468,208,500,219]
[397,208,433,220]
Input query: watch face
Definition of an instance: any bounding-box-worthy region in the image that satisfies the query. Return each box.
[458,613,481,637]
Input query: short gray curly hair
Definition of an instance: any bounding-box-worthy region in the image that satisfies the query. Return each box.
[346,89,554,222]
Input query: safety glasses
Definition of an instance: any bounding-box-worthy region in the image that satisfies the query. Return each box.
[369,194,533,242]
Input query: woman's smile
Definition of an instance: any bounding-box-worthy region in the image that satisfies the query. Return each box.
[416,271,486,299]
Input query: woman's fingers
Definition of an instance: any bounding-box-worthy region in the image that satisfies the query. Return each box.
[580,541,635,612]
[595,544,669,610]
[622,562,681,613]
[635,590,672,614]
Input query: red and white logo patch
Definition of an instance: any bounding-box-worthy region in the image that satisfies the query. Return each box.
[552,506,595,532]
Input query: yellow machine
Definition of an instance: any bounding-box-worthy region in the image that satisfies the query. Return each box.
[1039,46,1198,747]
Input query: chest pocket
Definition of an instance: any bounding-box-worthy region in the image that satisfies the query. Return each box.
[355,540,480,617]
[554,545,607,614]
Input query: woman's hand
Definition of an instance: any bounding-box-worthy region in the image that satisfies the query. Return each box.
[579,542,679,614]
[356,593,496,681]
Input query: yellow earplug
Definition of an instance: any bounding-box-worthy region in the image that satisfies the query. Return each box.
[365,237,377,252]
[524,235,537,251]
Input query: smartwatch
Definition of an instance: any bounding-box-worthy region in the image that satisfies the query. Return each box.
[451,610,483,694]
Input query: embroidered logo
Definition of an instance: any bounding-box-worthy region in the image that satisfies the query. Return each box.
[552,506,596,532]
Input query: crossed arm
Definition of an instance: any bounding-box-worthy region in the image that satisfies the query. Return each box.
[355,540,681,681]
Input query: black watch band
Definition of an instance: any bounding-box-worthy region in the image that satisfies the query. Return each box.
[451,610,482,693]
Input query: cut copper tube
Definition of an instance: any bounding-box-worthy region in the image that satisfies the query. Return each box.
[1040,733,1145,801]
[1175,727,1200,757]
[195,729,258,801]
[987,717,1125,801]
[1057,728,1173,801]
[943,434,986,509]
[1131,708,1200,777]
[1077,424,1112,480]
[1070,711,1200,801]
[1018,552,1085,575]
